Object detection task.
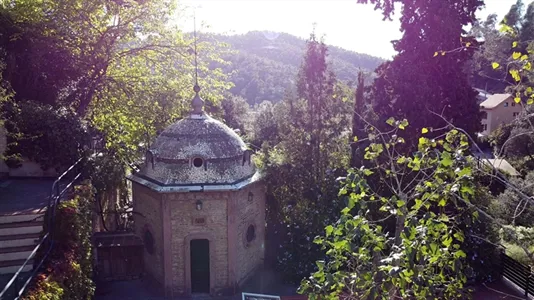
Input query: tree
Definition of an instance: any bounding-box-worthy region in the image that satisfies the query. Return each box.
[468,14,514,93]
[520,2,534,46]
[248,100,280,148]
[504,0,525,31]
[359,0,483,149]
[261,34,352,283]
[2,100,90,170]
[493,171,534,226]
[351,71,366,167]
[1,0,232,168]
[300,121,478,299]
[489,103,534,171]
[221,95,251,134]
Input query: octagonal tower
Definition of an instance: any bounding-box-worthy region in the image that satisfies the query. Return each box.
[128,86,265,297]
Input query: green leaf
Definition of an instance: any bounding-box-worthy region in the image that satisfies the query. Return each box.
[353,136,358,142]
[438,198,446,206]
[492,62,500,69]
[397,156,406,164]
[396,200,406,207]
[453,232,465,242]
[521,54,529,61]
[513,41,518,48]
[513,52,522,60]
[442,236,453,248]
[441,152,453,167]
[399,119,409,130]
[510,69,521,82]
[515,97,521,104]
[430,243,438,254]
[454,250,467,258]
[422,127,429,134]
[386,117,395,126]
[325,225,333,236]
[363,169,374,176]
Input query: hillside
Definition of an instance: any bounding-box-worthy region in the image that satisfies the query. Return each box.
[213,31,384,105]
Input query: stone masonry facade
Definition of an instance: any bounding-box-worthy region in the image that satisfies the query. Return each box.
[235,183,266,285]
[132,183,165,286]
[167,191,230,295]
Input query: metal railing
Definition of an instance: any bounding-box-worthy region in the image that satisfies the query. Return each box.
[501,251,534,297]
[0,158,84,300]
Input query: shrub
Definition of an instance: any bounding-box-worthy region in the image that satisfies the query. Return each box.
[22,182,95,300]
[2,100,90,170]
[503,242,533,266]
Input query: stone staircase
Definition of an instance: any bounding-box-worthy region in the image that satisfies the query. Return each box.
[0,213,44,275]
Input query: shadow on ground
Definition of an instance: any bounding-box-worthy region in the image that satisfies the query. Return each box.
[95,268,297,300]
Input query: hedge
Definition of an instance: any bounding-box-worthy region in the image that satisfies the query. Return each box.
[22,182,95,300]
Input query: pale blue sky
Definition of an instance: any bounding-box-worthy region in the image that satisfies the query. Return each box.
[176,0,517,59]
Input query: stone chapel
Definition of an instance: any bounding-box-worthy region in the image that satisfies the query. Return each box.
[128,84,266,297]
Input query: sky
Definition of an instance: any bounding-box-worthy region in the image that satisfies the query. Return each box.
[176,0,517,59]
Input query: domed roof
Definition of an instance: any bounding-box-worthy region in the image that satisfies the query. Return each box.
[131,112,257,190]
[152,115,247,161]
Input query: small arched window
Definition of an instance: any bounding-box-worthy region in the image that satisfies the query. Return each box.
[246,225,256,243]
[144,229,155,255]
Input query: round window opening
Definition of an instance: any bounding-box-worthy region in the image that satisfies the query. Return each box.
[144,229,155,255]
[246,225,256,243]
[193,157,204,168]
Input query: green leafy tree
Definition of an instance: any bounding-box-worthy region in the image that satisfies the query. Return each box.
[359,0,483,148]
[468,14,514,93]
[351,71,367,167]
[248,100,281,148]
[262,34,353,283]
[300,121,478,299]
[1,0,232,174]
[3,100,89,170]
[493,171,534,226]
[221,95,251,134]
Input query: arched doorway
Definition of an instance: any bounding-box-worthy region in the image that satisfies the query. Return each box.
[190,239,210,293]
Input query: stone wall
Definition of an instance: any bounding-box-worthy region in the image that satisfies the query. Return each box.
[235,183,266,285]
[167,192,229,295]
[132,183,165,286]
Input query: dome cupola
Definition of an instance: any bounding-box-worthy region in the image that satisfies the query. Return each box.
[129,85,258,192]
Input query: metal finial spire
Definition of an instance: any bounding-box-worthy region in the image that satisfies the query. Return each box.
[191,12,204,115]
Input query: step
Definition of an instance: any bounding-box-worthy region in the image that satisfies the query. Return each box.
[0,233,41,248]
[0,250,33,261]
[0,259,33,274]
[0,246,36,261]
[0,221,43,236]
[0,213,44,224]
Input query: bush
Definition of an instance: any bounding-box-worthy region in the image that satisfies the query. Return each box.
[503,242,533,266]
[493,171,534,227]
[3,100,90,170]
[22,182,95,300]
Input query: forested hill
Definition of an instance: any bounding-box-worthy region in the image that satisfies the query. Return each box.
[214,31,384,105]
